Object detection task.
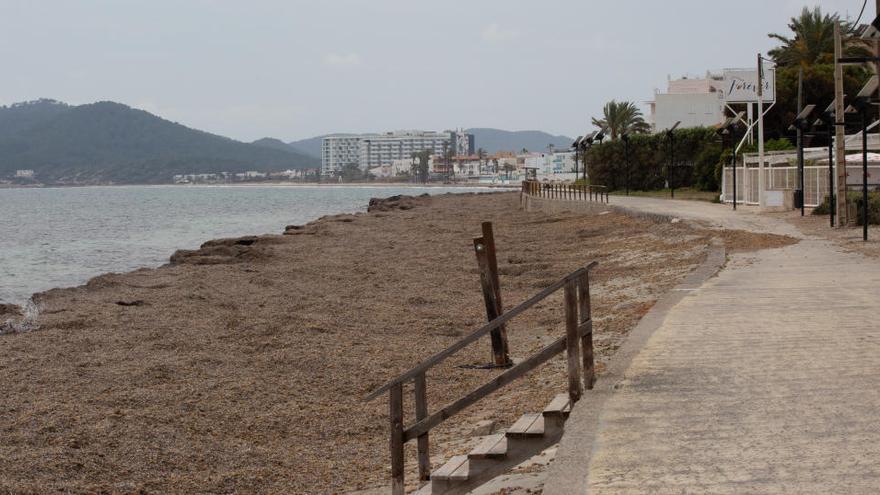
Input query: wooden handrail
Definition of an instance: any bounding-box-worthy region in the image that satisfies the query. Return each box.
[364,262,597,401]
[403,318,591,442]
[376,261,599,494]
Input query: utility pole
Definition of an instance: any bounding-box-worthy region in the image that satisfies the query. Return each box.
[757,53,766,208]
[834,23,848,225]
[797,68,805,216]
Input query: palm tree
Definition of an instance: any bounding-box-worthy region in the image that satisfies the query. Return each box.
[768,6,870,67]
[591,100,650,141]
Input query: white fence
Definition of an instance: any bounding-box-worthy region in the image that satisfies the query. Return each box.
[722,164,880,207]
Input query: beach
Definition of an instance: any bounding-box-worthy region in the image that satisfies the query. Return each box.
[0,192,794,493]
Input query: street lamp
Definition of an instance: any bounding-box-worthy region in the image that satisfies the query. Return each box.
[579,131,597,183]
[813,100,836,227]
[665,121,681,198]
[789,104,816,216]
[571,136,584,180]
[717,112,745,210]
[845,75,879,241]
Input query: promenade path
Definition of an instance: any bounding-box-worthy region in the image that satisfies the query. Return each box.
[545,196,880,494]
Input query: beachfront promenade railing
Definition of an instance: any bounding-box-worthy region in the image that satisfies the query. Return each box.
[521,180,609,204]
[365,262,598,494]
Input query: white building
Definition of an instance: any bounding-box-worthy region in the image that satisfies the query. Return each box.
[648,72,725,132]
[521,151,578,181]
[14,169,34,178]
[321,135,361,176]
[321,130,474,176]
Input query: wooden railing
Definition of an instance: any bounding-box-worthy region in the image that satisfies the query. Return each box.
[365,262,598,494]
[521,180,609,204]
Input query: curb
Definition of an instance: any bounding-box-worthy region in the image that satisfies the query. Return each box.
[542,238,727,495]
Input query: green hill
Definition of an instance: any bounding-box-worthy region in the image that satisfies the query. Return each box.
[0,99,319,184]
[465,128,574,154]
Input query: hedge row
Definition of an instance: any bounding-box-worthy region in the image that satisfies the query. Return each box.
[584,127,724,192]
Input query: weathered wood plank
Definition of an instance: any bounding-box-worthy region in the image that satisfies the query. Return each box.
[507,413,544,438]
[414,372,430,482]
[469,433,507,459]
[542,393,571,417]
[432,455,469,481]
[390,383,404,495]
[578,272,595,390]
[477,224,511,366]
[564,280,583,402]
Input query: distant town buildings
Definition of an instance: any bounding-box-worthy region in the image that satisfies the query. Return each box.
[648,72,725,132]
[14,169,34,178]
[321,130,475,176]
[172,168,318,184]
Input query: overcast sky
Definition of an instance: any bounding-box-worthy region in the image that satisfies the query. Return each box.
[0,0,868,142]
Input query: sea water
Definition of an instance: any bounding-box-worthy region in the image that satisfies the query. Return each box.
[0,184,502,304]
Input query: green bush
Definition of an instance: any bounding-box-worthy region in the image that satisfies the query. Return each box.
[812,195,832,215]
[851,191,880,225]
[586,127,723,192]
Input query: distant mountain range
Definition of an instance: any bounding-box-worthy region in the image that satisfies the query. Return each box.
[0,99,575,185]
[0,99,319,184]
[286,129,574,158]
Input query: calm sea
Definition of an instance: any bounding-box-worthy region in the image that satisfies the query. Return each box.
[0,184,502,305]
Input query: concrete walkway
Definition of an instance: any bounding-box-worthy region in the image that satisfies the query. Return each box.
[546,197,880,494]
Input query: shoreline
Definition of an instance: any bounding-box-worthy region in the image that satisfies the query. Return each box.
[0,187,510,307]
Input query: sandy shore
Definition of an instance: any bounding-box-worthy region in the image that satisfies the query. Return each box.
[0,192,794,494]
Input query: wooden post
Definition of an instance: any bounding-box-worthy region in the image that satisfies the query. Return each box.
[578,272,595,390]
[390,383,405,495]
[474,228,511,367]
[414,372,430,483]
[564,280,583,402]
[834,22,847,225]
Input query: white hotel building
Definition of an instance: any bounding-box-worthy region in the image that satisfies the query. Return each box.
[321,130,474,176]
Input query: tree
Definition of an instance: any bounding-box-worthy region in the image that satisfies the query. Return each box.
[591,100,650,141]
[763,7,872,143]
[503,162,516,179]
[768,6,869,68]
[477,147,486,174]
[411,150,431,183]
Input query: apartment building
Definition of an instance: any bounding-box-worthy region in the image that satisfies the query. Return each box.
[321,130,474,176]
[647,72,725,132]
[321,135,361,176]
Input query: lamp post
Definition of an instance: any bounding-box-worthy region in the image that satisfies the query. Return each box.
[717,112,745,210]
[580,132,595,183]
[846,75,879,241]
[621,133,631,195]
[665,121,681,198]
[789,104,816,216]
[571,136,583,180]
[814,101,836,227]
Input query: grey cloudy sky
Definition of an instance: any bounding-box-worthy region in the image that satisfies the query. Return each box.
[0,0,867,142]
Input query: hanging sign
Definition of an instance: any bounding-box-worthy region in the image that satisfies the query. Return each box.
[722,68,775,103]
